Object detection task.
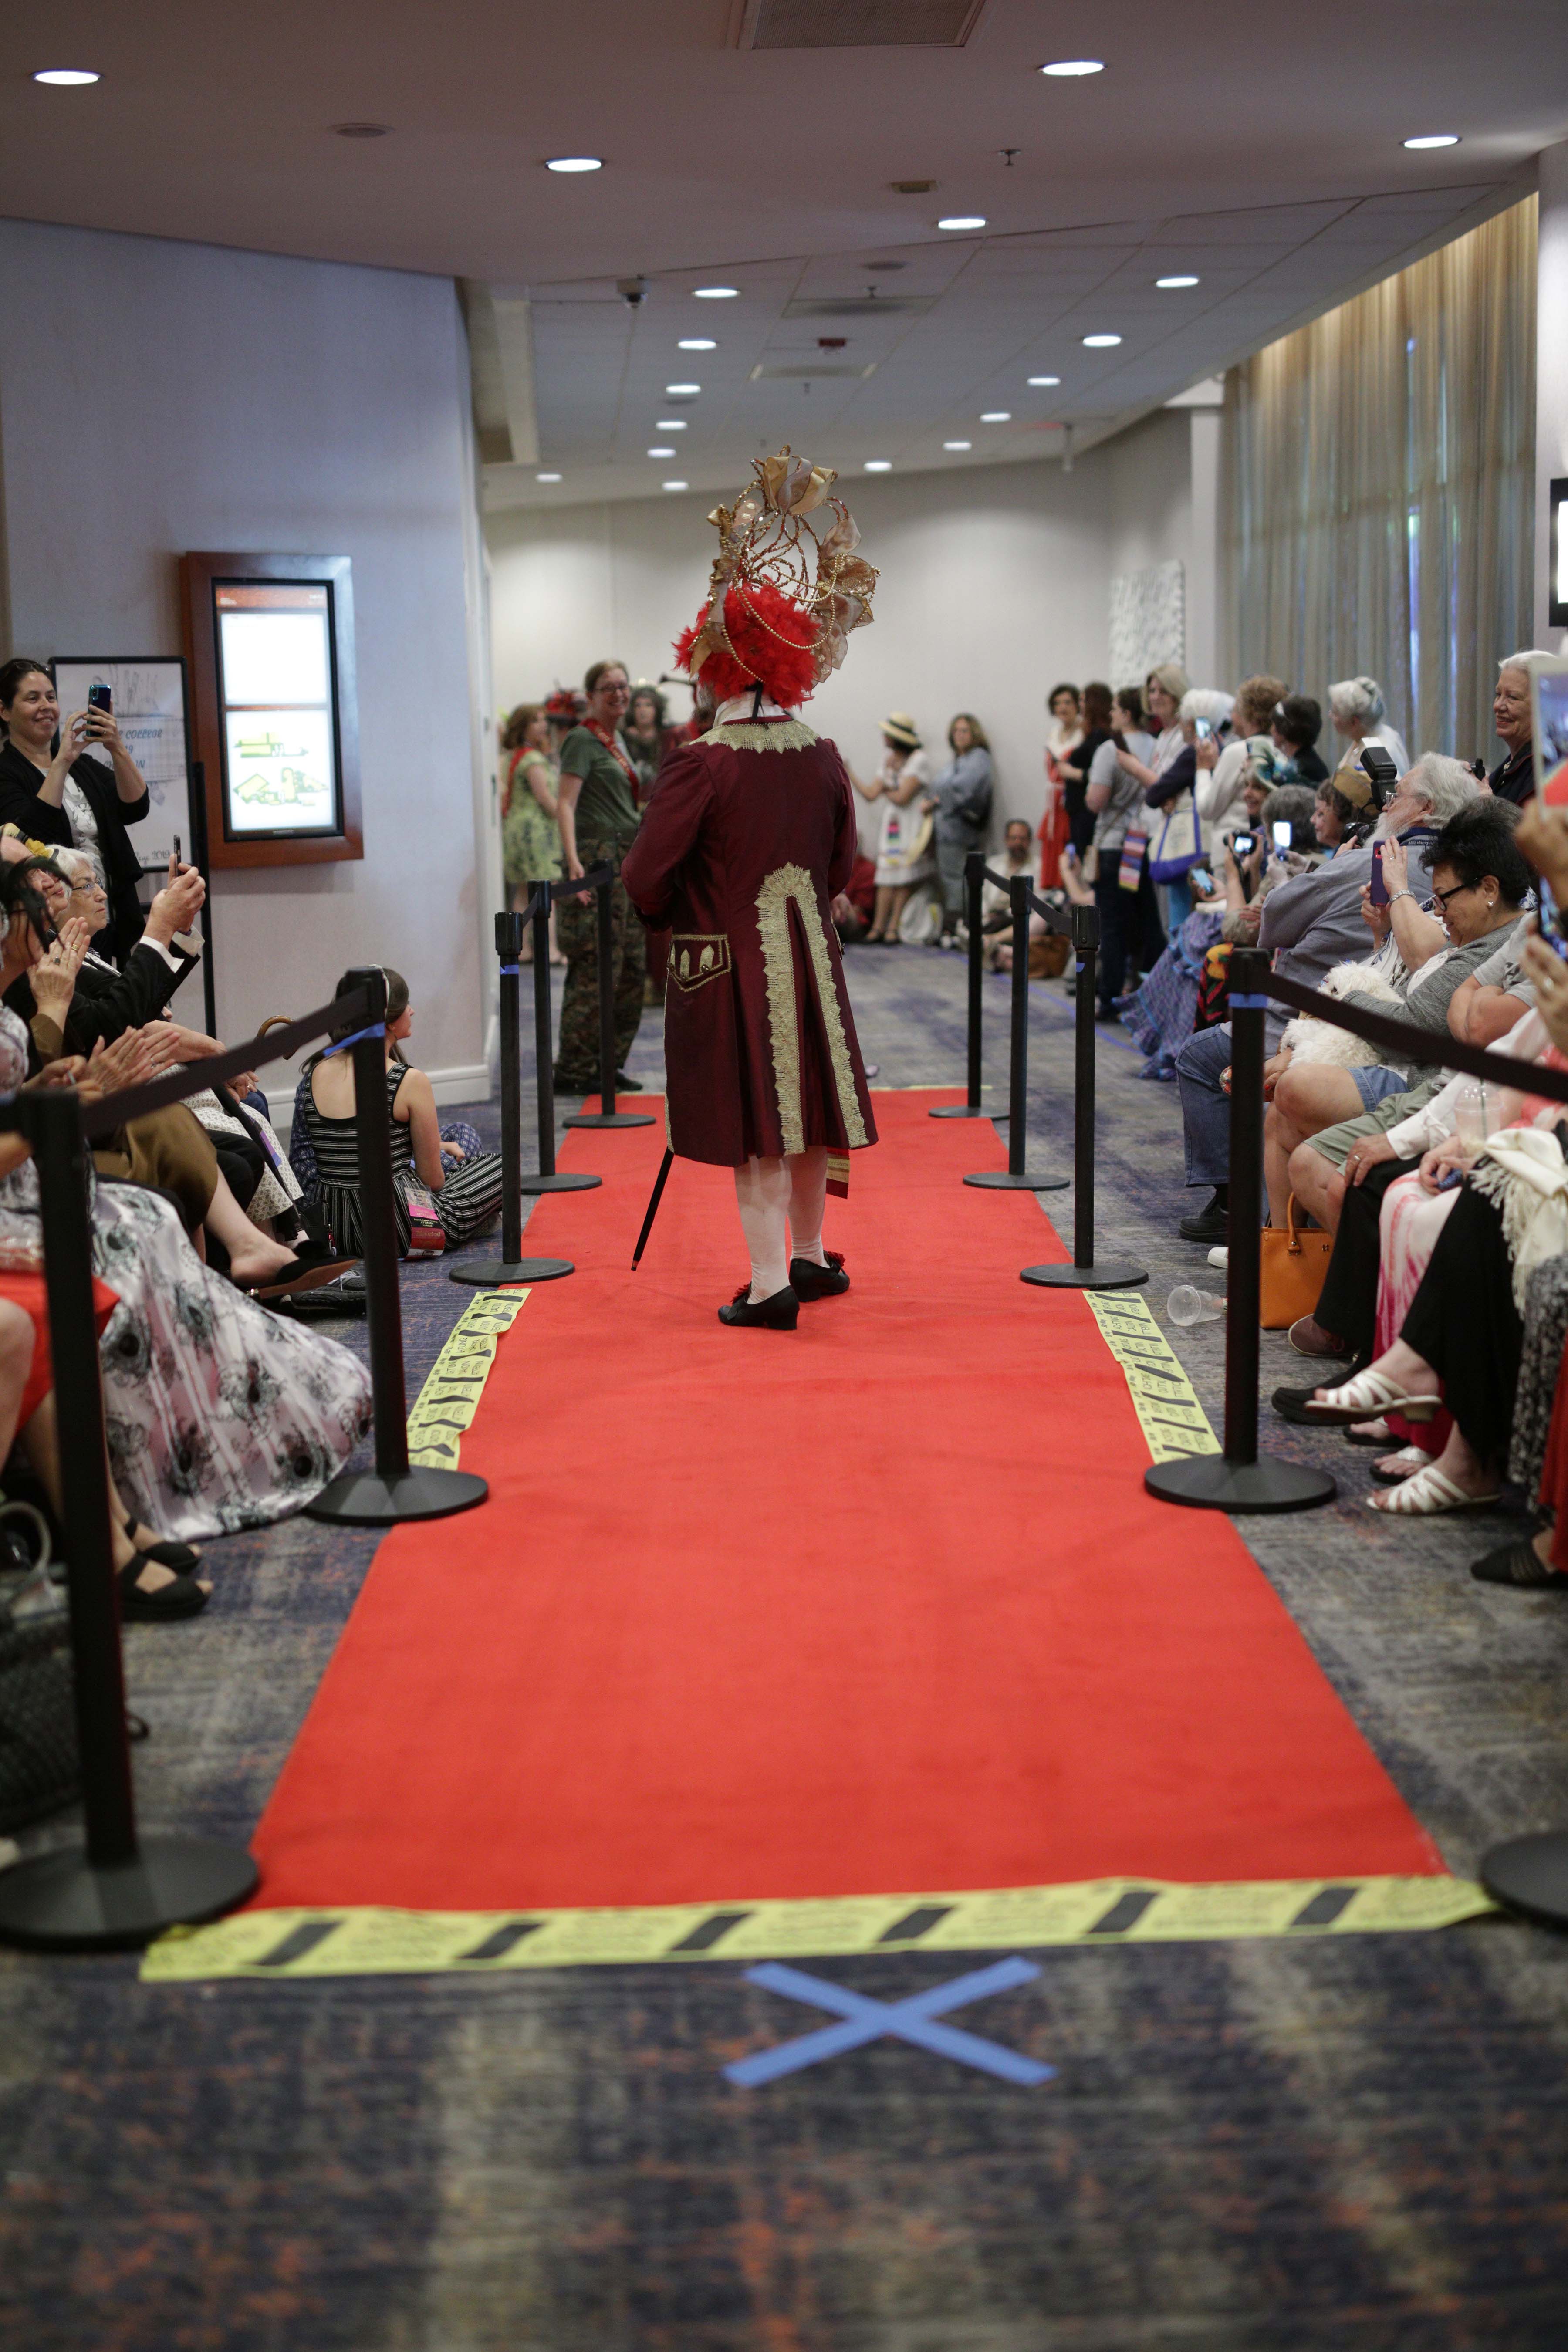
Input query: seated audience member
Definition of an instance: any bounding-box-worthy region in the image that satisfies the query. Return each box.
[1272,693,1330,785]
[1173,753,1478,1242]
[1311,778,1358,858]
[0,661,154,965]
[4,848,206,1055]
[1326,676,1410,787]
[0,860,373,1574]
[849,712,934,943]
[1264,801,1531,1223]
[980,820,1037,970]
[1083,687,1164,1015]
[1197,676,1288,833]
[1054,681,1115,858]
[1486,650,1550,806]
[295,967,502,1254]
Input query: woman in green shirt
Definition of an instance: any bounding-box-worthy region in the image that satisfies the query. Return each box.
[554,659,647,1092]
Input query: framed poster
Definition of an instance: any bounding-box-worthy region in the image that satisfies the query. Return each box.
[1551,478,1568,630]
[49,657,196,872]
[180,552,362,868]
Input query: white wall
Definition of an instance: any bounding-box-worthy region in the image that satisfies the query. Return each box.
[1103,405,1221,690]
[490,455,1122,844]
[0,218,488,1092]
[1537,140,1568,653]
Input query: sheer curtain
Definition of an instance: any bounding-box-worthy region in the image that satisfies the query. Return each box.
[1221,198,1537,763]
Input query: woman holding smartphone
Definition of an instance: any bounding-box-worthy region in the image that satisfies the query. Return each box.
[0,659,151,963]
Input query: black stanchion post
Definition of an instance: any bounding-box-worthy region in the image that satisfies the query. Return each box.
[0,1089,258,1950]
[564,862,654,1132]
[308,969,489,1526]
[1144,947,1336,1513]
[521,879,600,1196]
[1021,900,1147,1291]
[930,848,991,1119]
[1480,1831,1568,1931]
[452,908,576,1286]
[965,872,1067,1193]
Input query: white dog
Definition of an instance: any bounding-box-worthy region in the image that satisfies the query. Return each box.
[1278,961,1404,1070]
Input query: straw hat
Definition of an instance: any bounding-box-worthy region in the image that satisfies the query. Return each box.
[881,712,921,749]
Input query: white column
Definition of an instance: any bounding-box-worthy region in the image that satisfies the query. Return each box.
[1536,142,1568,650]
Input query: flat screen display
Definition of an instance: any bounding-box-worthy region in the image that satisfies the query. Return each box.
[213,581,340,837]
[1531,655,1568,808]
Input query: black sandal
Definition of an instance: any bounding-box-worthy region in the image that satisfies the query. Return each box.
[1470,1537,1568,1591]
[125,1513,201,1577]
[118,1552,210,1622]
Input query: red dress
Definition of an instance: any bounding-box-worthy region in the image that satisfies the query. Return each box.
[0,1272,120,1428]
[622,717,879,1168]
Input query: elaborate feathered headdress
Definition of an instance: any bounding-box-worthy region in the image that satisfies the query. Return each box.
[673,447,877,707]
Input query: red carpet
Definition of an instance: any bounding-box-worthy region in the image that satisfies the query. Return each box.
[250,1093,1442,1910]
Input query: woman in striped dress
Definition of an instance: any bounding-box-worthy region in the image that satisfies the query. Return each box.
[293,969,503,1257]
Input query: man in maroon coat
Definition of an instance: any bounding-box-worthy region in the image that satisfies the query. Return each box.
[621,449,880,1330]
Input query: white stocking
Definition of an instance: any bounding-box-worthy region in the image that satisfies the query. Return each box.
[733,1154,791,1301]
[787,1147,828,1267]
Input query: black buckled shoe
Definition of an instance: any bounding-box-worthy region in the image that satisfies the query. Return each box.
[718,1284,799,1330]
[790,1252,849,1301]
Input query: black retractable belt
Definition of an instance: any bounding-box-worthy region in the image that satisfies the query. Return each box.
[1143,947,1336,1515]
[307,968,489,1527]
[451,909,577,1286]
[1021,899,1147,1291]
[562,858,655,1132]
[930,849,992,1120]
[964,871,1067,1191]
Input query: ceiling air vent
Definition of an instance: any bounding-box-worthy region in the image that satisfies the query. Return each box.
[750,362,879,382]
[783,296,935,319]
[735,0,985,49]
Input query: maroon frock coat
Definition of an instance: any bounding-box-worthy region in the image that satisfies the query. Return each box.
[620,716,879,1168]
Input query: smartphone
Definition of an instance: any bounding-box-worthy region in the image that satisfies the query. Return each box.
[1538,875,1568,961]
[1231,832,1257,859]
[87,681,112,714]
[1193,718,1213,743]
[1271,820,1292,852]
[173,835,182,865]
[1369,842,1389,906]
[1188,868,1215,896]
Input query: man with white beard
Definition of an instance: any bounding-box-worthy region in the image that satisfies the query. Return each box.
[1170,753,1480,1245]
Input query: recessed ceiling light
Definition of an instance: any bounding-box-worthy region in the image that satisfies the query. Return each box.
[662,480,689,491]
[33,68,100,85]
[980,411,1011,423]
[1403,133,1460,150]
[864,461,892,472]
[943,440,972,451]
[1040,59,1103,76]
[678,338,716,351]
[1156,275,1199,289]
[1082,334,1122,348]
[665,383,701,395]
[546,155,602,172]
[1027,375,1061,387]
[656,424,688,436]
[693,285,738,299]
[536,472,562,483]
[648,447,676,458]
[937,215,986,232]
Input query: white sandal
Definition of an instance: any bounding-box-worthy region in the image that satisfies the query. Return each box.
[1372,1446,1432,1482]
[1365,1462,1500,1516]
[1303,1368,1442,1427]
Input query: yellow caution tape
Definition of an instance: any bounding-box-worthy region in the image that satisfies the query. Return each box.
[1085,1291,1220,1463]
[405,1291,529,1469]
[140,1873,1494,1981]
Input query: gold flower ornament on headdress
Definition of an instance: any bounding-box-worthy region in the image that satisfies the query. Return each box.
[687,446,879,687]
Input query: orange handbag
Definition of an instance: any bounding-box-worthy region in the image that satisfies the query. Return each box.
[1258,1194,1335,1330]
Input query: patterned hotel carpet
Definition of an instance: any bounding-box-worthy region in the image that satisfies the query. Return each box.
[3,949,1568,2351]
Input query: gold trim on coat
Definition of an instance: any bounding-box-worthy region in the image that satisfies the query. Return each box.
[753,864,868,1156]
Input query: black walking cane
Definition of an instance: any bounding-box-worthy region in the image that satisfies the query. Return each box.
[1143,947,1336,1514]
[930,849,992,1119]
[0,1088,258,1951]
[452,906,575,1286]
[964,870,1067,1191]
[632,1148,676,1270]
[563,859,655,1132]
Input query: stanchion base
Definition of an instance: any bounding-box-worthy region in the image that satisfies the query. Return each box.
[563,1111,656,1129]
[1480,1831,1568,1930]
[0,1834,258,1953]
[929,1105,992,1119]
[305,1466,489,1525]
[1144,1453,1337,1514]
[519,1171,602,1194]
[963,1169,1069,1191]
[1021,1259,1149,1290]
[449,1257,573,1286]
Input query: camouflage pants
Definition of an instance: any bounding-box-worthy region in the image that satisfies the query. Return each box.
[554,848,647,1085]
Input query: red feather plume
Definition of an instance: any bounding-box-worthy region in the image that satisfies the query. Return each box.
[673,581,818,707]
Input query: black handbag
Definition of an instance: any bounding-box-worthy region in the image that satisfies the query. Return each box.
[0,1502,78,1834]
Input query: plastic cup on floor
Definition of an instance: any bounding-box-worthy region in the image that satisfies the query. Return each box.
[1168,1284,1224,1326]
